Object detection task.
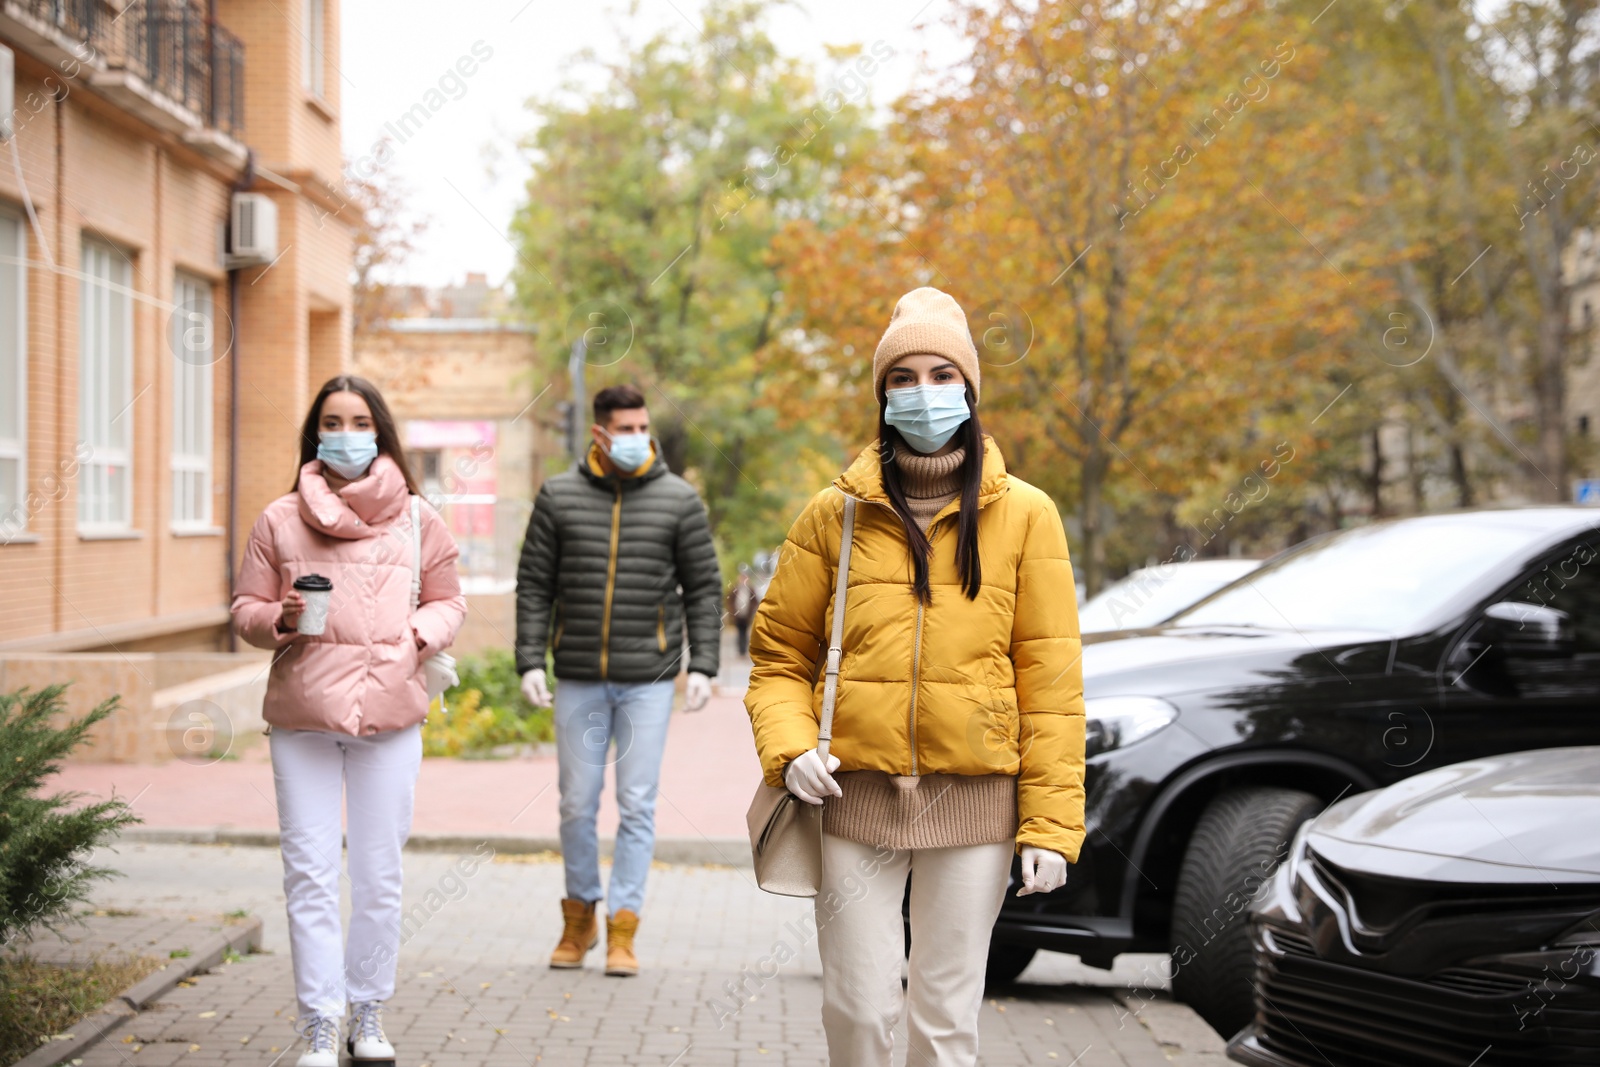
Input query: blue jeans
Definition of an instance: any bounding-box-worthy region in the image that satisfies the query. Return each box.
[554,679,676,915]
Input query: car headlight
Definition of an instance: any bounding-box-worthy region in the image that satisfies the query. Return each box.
[1083,695,1178,757]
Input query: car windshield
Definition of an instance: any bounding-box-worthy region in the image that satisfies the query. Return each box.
[1172,522,1541,633]
[1079,564,1257,632]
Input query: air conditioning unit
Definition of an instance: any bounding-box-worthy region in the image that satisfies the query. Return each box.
[228,193,279,266]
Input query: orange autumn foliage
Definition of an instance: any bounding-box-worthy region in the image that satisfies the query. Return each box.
[765,0,1393,591]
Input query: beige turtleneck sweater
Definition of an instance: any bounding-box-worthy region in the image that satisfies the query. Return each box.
[896,445,967,534]
[822,444,1020,851]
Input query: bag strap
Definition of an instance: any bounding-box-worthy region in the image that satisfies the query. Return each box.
[409,495,423,612]
[816,494,857,760]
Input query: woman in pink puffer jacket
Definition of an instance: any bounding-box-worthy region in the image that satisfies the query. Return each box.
[231,375,465,1067]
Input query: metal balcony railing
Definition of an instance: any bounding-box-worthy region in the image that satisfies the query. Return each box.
[14,0,245,137]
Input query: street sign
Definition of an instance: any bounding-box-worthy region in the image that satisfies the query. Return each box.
[1576,480,1600,505]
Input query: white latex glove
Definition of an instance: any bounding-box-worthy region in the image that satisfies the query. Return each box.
[783,748,842,806]
[684,671,712,712]
[520,668,553,709]
[1016,846,1068,896]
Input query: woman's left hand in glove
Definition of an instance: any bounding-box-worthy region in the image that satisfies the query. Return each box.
[1016,846,1068,896]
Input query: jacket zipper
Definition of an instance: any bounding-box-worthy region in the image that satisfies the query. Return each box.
[656,603,667,652]
[909,596,923,775]
[844,490,947,776]
[903,513,952,775]
[598,486,623,678]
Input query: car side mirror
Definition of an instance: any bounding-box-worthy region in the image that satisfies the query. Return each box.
[1481,601,1575,658]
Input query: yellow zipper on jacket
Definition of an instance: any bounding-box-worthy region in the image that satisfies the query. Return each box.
[909,596,923,775]
[847,491,953,778]
[598,485,623,678]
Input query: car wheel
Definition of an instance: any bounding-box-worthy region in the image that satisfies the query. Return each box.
[1170,786,1322,1038]
[984,942,1037,987]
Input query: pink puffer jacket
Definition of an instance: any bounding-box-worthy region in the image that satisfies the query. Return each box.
[231,454,467,735]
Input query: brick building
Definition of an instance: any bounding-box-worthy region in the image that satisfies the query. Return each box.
[354,278,566,655]
[0,0,352,655]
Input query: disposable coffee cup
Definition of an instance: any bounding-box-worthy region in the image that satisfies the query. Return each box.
[292,574,333,635]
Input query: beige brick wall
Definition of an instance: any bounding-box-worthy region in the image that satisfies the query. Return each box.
[0,1,353,651]
[354,325,567,501]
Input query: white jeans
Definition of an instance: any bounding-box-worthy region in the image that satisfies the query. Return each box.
[270,725,422,1018]
[815,832,1013,1067]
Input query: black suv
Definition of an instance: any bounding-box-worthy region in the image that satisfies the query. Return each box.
[989,507,1600,1038]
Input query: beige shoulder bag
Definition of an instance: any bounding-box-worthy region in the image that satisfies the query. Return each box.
[745,493,857,897]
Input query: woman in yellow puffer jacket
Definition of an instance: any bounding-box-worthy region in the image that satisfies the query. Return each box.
[746,287,1087,1067]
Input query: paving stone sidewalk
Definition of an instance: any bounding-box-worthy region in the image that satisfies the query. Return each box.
[50,841,1226,1067]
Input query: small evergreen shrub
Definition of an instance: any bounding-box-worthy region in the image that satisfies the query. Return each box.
[0,686,139,949]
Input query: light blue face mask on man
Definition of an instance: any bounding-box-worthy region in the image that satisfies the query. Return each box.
[317,431,379,480]
[604,430,653,472]
[884,383,970,454]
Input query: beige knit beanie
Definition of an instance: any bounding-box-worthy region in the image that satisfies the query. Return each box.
[871,287,981,402]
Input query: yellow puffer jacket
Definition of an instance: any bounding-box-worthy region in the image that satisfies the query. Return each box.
[746,436,1087,860]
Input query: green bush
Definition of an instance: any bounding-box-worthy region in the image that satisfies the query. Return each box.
[421,651,554,757]
[450,648,531,714]
[0,686,138,949]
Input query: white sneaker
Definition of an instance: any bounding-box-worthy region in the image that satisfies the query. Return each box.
[294,1015,340,1067]
[348,1000,396,1061]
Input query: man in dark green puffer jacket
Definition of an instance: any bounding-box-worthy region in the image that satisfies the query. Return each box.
[514,383,722,977]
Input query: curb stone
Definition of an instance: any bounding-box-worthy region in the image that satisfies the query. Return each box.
[1111,988,1231,1062]
[11,916,263,1067]
[116,826,755,866]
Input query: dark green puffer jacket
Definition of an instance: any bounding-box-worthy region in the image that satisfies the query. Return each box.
[514,442,722,683]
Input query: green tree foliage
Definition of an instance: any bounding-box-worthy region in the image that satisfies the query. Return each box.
[0,687,137,948]
[509,0,875,570]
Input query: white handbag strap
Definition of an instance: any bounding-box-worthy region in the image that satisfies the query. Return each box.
[409,496,422,612]
[816,494,857,760]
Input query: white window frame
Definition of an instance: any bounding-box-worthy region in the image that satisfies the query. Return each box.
[0,207,25,537]
[78,239,135,532]
[170,273,214,530]
[302,0,326,99]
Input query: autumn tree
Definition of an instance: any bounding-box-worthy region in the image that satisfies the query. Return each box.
[773,0,1388,592]
[1318,0,1600,507]
[508,0,875,568]
[348,160,429,335]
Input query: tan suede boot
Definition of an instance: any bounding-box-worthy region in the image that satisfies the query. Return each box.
[549,898,598,969]
[605,909,640,976]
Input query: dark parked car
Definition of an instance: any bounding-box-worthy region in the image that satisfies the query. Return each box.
[988,507,1600,1039]
[1229,747,1600,1066]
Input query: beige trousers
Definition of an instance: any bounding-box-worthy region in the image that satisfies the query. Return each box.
[815,832,1014,1067]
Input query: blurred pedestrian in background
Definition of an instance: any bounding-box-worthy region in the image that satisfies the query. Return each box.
[514,383,723,976]
[745,288,1087,1067]
[232,376,466,1067]
[726,564,761,657]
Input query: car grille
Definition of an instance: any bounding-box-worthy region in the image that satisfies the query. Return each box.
[1251,945,1600,1065]
[1263,926,1315,958]
[1427,967,1538,998]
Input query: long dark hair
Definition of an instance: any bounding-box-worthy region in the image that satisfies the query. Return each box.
[879,387,984,603]
[293,375,421,495]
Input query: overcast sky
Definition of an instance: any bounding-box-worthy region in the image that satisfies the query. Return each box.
[339,0,968,289]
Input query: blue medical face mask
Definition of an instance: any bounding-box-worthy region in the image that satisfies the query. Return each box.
[883,383,970,454]
[317,431,379,480]
[603,428,652,471]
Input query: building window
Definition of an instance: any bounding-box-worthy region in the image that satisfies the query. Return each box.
[0,209,24,533]
[79,239,134,531]
[171,274,214,528]
[302,0,326,98]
